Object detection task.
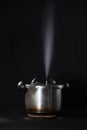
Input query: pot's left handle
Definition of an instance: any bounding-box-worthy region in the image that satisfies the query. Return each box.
[17,81,29,93]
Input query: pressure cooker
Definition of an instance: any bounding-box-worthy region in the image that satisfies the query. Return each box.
[18,78,69,118]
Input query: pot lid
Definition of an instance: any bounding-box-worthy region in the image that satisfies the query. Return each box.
[29,77,65,89]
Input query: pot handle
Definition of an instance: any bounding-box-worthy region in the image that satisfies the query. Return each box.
[17,81,29,93]
[65,82,69,88]
[57,82,69,89]
[62,82,69,91]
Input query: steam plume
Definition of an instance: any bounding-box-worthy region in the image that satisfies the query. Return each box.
[43,2,54,79]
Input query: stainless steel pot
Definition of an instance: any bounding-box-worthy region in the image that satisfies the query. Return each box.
[18,78,69,118]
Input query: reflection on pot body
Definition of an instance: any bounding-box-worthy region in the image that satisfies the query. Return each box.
[25,86,61,113]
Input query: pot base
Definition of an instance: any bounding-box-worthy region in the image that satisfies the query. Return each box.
[27,114,57,118]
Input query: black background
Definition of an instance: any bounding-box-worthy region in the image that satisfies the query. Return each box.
[0,0,87,114]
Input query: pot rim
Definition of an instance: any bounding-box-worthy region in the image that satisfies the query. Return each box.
[25,84,64,89]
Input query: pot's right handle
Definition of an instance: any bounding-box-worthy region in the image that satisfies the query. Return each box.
[65,82,69,88]
[17,81,29,93]
[62,82,70,91]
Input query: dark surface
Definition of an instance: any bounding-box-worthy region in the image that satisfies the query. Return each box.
[0,108,87,130]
